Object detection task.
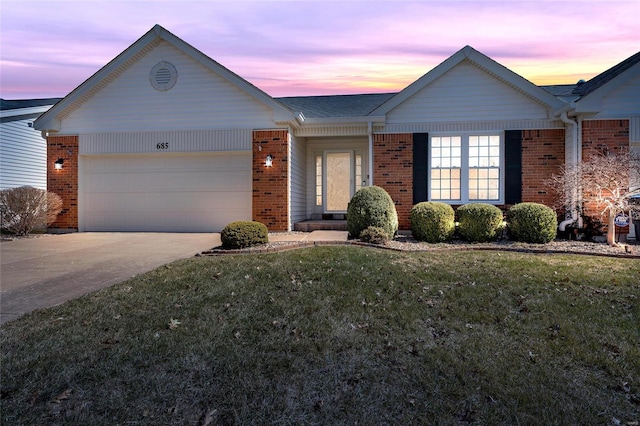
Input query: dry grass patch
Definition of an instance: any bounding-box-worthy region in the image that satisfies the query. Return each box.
[1,247,639,425]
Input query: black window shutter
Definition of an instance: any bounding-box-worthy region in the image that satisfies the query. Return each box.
[413,133,429,204]
[504,130,522,204]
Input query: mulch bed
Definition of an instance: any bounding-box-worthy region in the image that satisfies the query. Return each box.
[202,234,640,258]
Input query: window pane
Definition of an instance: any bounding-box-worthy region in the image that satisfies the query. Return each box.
[468,134,501,201]
[315,155,322,206]
[432,134,501,202]
[355,154,362,191]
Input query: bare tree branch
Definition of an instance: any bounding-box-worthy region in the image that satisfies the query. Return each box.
[547,147,640,246]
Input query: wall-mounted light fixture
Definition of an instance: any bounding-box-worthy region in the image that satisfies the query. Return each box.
[265,154,274,167]
[54,158,64,170]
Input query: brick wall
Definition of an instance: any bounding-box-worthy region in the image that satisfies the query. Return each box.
[252,130,289,231]
[47,135,79,231]
[581,119,630,234]
[521,129,565,208]
[373,133,413,230]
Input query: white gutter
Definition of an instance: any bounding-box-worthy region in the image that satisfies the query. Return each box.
[368,121,374,186]
[558,110,582,231]
[302,115,386,125]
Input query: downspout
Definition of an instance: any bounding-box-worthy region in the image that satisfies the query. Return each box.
[287,127,293,231]
[558,110,582,231]
[368,122,374,187]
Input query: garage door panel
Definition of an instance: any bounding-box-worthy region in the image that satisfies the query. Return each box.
[85,171,250,193]
[87,154,249,173]
[86,190,250,212]
[82,152,252,232]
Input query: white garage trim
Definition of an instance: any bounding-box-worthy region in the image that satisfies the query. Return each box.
[80,129,252,154]
[79,151,251,232]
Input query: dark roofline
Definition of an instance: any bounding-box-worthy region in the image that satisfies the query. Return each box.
[572,51,640,96]
[0,98,63,111]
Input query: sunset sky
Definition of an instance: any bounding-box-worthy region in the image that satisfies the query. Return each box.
[1,0,639,99]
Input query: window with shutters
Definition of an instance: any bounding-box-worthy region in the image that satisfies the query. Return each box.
[430,133,503,203]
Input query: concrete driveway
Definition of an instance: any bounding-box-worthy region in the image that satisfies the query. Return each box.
[0,233,219,324]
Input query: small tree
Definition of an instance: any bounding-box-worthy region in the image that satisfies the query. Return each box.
[548,147,640,246]
[0,186,63,236]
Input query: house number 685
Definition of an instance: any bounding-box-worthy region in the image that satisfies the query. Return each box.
[156,142,169,150]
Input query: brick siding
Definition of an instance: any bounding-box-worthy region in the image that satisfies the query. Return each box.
[373,133,413,230]
[521,129,565,209]
[252,130,289,231]
[47,135,79,230]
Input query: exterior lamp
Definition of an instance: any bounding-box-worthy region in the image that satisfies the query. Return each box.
[54,158,64,170]
[265,154,273,167]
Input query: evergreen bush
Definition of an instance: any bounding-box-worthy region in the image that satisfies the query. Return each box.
[221,221,268,249]
[457,203,504,242]
[507,203,558,243]
[410,202,455,243]
[359,226,390,245]
[346,186,398,239]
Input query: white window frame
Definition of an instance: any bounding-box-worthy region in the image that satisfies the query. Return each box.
[428,132,505,204]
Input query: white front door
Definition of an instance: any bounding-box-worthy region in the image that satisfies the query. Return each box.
[315,150,365,214]
[325,151,353,213]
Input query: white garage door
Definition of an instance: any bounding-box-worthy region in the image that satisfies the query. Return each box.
[81,152,251,232]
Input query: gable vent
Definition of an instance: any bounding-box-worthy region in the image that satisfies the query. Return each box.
[150,61,177,92]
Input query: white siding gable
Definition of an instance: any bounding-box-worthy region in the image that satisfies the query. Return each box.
[386,61,550,124]
[0,115,47,190]
[595,73,640,119]
[59,41,275,134]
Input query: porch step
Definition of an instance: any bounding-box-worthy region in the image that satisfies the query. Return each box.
[294,220,347,232]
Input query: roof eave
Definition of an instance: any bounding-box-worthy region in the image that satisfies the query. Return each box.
[1,105,55,119]
[35,26,163,132]
[370,45,565,116]
[302,116,386,125]
[35,25,295,131]
[574,60,640,114]
[156,26,294,119]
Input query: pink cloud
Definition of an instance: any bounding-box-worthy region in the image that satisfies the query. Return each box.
[1,0,638,99]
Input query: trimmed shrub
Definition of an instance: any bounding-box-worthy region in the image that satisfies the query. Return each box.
[411,202,455,243]
[359,226,390,245]
[0,186,63,236]
[456,203,504,242]
[221,221,268,249]
[507,203,558,243]
[346,186,398,239]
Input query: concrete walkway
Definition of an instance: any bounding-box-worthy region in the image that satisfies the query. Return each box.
[269,230,349,242]
[0,233,219,324]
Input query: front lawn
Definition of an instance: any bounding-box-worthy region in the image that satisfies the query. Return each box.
[2,247,639,425]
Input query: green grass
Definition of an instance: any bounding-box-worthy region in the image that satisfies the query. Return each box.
[2,247,639,425]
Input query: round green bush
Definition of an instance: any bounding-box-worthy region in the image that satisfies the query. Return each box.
[507,203,558,243]
[456,203,504,242]
[221,221,268,249]
[411,202,455,243]
[346,186,398,239]
[359,226,390,245]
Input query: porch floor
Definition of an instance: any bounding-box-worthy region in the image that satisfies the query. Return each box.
[294,220,347,232]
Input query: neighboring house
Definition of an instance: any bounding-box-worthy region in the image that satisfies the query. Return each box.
[1,98,61,190]
[34,25,640,238]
